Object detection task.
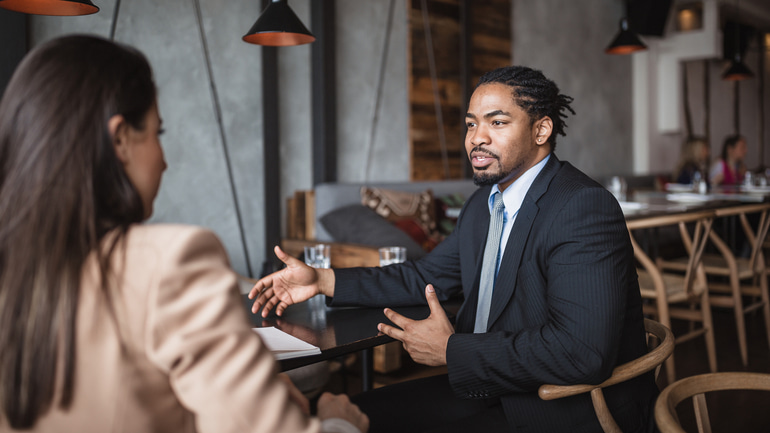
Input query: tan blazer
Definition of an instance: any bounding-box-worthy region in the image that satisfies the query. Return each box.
[8,224,320,433]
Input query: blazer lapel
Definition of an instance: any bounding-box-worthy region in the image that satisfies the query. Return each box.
[485,155,561,330]
[454,186,493,333]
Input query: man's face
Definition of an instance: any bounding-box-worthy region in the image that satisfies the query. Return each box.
[464,83,551,191]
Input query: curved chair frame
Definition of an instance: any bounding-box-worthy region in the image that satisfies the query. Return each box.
[655,372,770,433]
[660,203,770,366]
[626,210,717,385]
[538,318,675,433]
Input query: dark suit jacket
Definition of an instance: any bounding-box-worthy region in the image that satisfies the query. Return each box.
[332,155,657,432]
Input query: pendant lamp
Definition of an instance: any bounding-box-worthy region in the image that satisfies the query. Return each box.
[605,17,647,55]
[722,1,753,81]
[242,0,315,46]
[0,0,99,16]
[722,52,754,81]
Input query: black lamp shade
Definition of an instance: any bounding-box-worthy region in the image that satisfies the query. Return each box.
[722,54,754,81]
[605,18,647,55]
[242,0,315,46]
[0,0,98,16]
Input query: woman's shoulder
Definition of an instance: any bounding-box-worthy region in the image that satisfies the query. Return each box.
[120,224,227,261]
[127,223,218,241]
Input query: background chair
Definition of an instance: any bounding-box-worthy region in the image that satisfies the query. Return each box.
[659,203,770,367]
[626,211,717,385]
[655,372,770,433]
[538,318,675,433]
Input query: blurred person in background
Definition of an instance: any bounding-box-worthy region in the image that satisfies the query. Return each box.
[709,134,747,186]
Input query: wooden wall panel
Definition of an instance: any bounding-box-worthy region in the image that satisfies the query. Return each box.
[408,0,511,181]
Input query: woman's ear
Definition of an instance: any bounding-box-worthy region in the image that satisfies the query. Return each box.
[108,114,130,163]
[534,116,553,145]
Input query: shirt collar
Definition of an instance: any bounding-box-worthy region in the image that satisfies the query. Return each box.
[488,154,551,217]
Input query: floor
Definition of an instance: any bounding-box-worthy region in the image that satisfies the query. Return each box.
[660,307,770,432]
[318,306,770,431]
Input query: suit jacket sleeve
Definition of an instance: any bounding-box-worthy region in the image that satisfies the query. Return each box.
[144,228,321,433]
[447,186,637,398]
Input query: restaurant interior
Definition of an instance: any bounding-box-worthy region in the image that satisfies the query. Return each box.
[2,0,770,431]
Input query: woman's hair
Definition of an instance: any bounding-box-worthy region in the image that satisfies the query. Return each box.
[721,134,744,161]
[674,135,709,178]
[476,65,575,151]
[0,35,155,428]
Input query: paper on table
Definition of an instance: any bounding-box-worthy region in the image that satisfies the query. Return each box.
[665,183,693,192]
[618,201,647,211]
[253,327,321,360]
[666,193,712,203]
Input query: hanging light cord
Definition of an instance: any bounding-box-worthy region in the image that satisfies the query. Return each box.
[109,0,121,40]
[192,0,254,277]
[363,0,396,180]
[421,0,450,179]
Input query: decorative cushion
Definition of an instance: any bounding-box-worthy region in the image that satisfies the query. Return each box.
[435,193,466,236]
[393,219,439,251]
[360,187,438,243]
[319,204,426,260]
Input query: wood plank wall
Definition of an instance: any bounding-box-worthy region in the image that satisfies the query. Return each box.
[408,0,511,181]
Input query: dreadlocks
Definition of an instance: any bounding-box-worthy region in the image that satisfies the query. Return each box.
[477,66,575,151]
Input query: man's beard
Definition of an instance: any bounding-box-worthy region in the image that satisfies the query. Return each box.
[469,146,509,186]
[473,167,510,186]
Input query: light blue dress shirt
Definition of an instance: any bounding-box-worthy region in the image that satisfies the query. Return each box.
[487,154,550,274]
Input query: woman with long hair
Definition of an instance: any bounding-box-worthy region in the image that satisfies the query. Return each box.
[672,135,710,185]
[709,134,748,186]
[0,35,366,433]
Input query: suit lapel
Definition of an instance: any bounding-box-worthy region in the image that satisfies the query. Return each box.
[485,156,561,330]
[454,186,493,333]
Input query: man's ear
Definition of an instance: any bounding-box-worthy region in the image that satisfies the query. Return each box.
[108,114,130,163]
[534,116,553,145]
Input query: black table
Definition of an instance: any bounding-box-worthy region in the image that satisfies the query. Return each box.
[243,294,460,391]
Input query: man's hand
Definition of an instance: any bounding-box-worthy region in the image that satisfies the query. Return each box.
[248,246,327,317]
[377,284,454,366]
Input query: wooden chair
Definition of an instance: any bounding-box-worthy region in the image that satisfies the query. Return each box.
[655,372,770,433]
[538,319,674,433]
[626,211,717,385]
[658,203,770,367]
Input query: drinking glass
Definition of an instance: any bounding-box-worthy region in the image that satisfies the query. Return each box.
[303,244,331,269]
[744,171,754,188]
[379,246,406,266]
[607,176,627,202]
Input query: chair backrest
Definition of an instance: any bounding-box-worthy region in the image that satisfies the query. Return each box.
[712,203,770,274]
[626,210,715,298]
[655,372,770,433]
[538,318,674,433]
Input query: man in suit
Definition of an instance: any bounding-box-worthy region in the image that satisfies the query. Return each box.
[250,66,657,432]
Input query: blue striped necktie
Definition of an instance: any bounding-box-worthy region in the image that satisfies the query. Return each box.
[474,192,505,333]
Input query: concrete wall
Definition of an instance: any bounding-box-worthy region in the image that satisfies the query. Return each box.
[512,0,634,178]
[29,0,265,277]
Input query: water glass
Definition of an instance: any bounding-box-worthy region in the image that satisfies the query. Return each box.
[607,176,627,202]
[304,244,331,269]
[379,246,406,267]
[744,171,754,187]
